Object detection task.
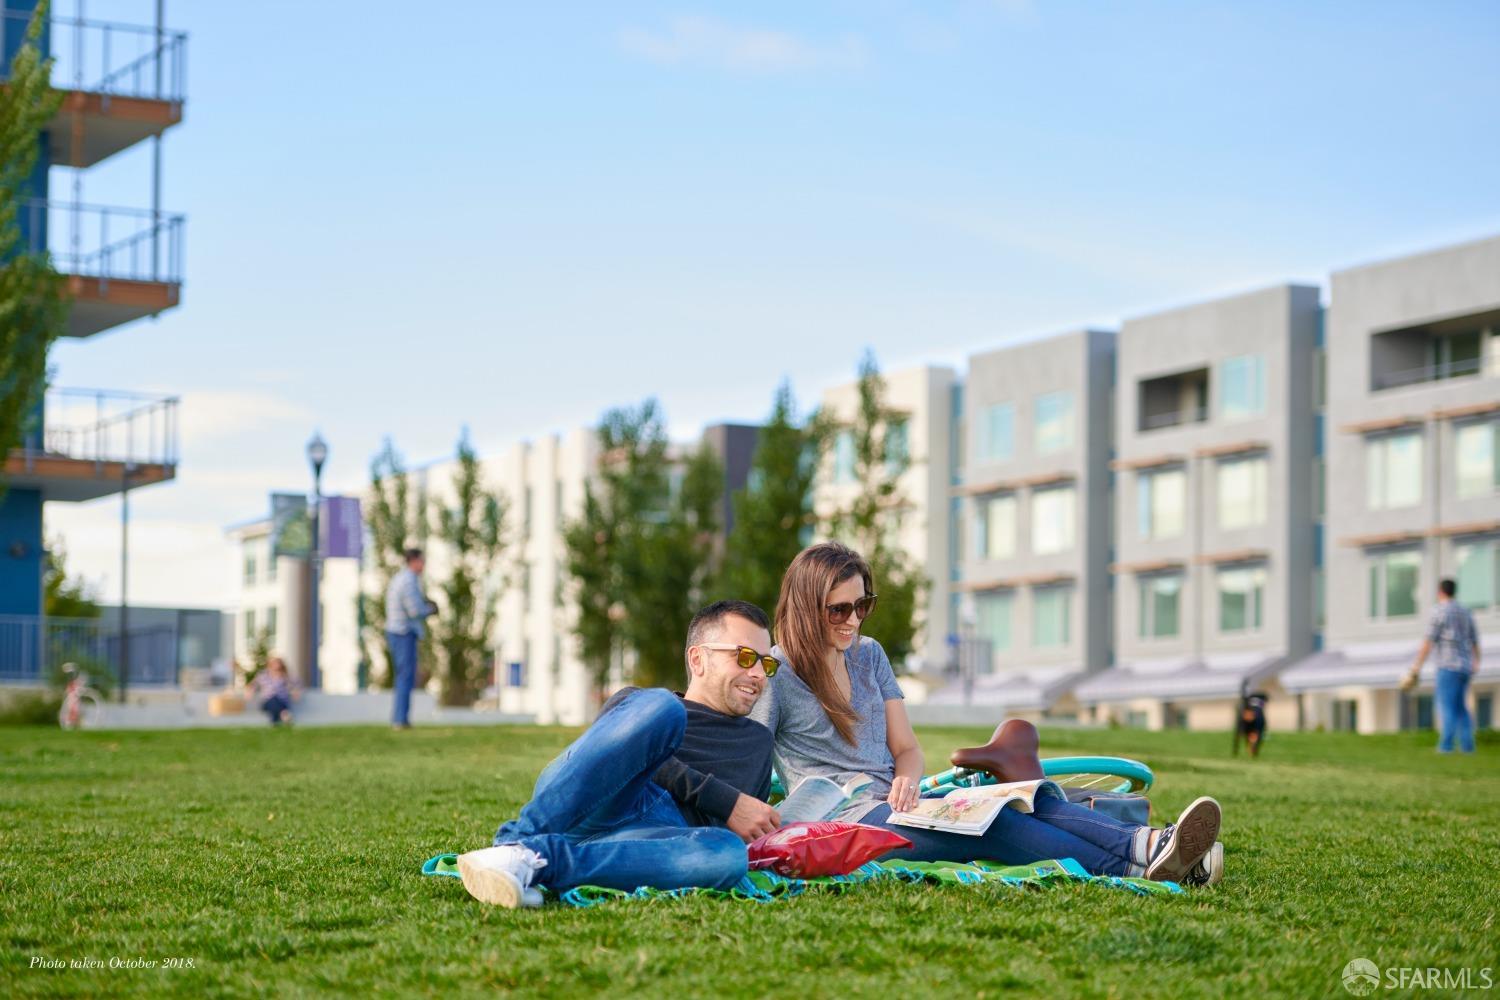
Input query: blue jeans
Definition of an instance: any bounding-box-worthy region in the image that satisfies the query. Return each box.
[863,793,1151,877]
[388,630,417,726]
[1436,668,1476,753]
[263,695,290,724]
[492,688,747,893]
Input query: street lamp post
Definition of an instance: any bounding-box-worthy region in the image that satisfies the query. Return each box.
[306,432,328,689]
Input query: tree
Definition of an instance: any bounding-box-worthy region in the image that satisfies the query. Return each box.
[717,380,830,617]
[429,430,507,706]
[42,536,100,619]
[562,400,723,692]
[821,351,927,668]
[0,0,66,496]
[359,438,430,688]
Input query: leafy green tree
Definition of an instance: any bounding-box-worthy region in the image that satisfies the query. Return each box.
[0,0,66,495]
[42,536,100,619]
[562,400,723,691]
[429,430,507,706]
[360,438,430,688]
[717,380,830,617]
[822,351,927,668]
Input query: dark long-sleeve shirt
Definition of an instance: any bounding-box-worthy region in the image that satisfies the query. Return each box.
[600,687,773,828]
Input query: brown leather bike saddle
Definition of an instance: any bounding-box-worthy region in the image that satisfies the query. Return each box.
[949,718,1045,783]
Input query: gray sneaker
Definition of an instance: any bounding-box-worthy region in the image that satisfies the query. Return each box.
[1145,797,1221,883]
[1182,840,1224,887]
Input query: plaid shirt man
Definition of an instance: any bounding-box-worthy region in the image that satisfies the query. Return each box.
[1426,599,1479,672]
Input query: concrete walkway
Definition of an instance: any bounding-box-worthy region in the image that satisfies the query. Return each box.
[76,689,535,730]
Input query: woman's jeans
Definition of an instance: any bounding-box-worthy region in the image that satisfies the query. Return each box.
[863,794,1153,877]
[1436,668,1476,753]
[492,689,747,893]
[262,695,290,724]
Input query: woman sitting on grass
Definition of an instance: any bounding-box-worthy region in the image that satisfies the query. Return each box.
[750,541,1223,885]
[249,656,301,726]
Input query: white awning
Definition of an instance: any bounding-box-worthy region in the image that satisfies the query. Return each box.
[1280,634,1496,692]
[926,666,1084,712]
[1073,652,1285,703]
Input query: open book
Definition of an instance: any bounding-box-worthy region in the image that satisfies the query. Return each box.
[886,779,1067,837]
[776,774,876,826]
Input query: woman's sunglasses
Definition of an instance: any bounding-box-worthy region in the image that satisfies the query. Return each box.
[697,643,780,677]
[826,595,878,625]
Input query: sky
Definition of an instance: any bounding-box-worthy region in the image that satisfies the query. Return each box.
[38,0,1500,609]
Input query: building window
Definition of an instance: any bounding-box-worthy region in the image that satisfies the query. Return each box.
[1366,431,1423,510]
[1034,392,1074,454]
[1220,355,1266,420]
[1332,699,1359,732]
[885,418,910,476]
[244,609,257,644]
[981,403,1014,463]
[1313,458,1326,519]
[1368,549,1421,620]
[266,607,278,642]
[975,494,1017,560]
[1138,573,1182,639]
[1455,420,1500,499]
[1454,538,1498,611]
[1032,586,1071,647]
[834,430,857,484]
[1137,467,1186,540]
[1031,486,1076,555]
[243,548,257,586]
[1217,455,1268,529]
[523,486,533,535]
[974,590,1013,662]
[507,662,524,687]
[1217,564,1266,633]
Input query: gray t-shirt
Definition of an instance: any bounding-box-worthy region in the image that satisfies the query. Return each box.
[749,636,905,821]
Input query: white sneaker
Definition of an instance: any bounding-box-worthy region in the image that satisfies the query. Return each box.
[457,845,547,908]
[1183,841,1224,887]
[1145,797,1221,883]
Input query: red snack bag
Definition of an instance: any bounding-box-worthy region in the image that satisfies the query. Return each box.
[747,822,913,878]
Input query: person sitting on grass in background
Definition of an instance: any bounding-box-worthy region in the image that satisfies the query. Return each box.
[751,542,1225,885]
[456,600,783,908]
[249,656,300,726]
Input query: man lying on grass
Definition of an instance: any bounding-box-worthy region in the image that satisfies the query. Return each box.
[458,600,780,907]
[458,598,1223,908]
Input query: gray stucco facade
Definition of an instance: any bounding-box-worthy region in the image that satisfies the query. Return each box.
[1283,236,1500,732]
[943,329,1115,714]
[1075,284,1321,728]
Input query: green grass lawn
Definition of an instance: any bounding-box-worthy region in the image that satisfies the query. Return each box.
[2,722,1496,998]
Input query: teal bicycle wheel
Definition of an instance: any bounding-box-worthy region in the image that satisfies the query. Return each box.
[920,756,1153,796]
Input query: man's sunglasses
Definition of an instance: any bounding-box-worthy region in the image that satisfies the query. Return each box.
[697,643,780,677]
[827,595,878,625]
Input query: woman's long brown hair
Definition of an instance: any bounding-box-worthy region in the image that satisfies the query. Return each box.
[775,541,874,745]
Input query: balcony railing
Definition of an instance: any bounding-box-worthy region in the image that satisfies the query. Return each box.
[16,387,179,471]
[22,198,184,285]
[1,9,187,102]
[0,613,177,685]
[1140,406,1208,432]
[1372,357,1483,391]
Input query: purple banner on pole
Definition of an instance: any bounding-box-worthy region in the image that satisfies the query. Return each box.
[322,496,364,559]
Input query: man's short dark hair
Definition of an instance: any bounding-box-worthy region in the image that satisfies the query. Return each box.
[1440,578,1457,598]
[404,547,424,564]
[684,600,771,669]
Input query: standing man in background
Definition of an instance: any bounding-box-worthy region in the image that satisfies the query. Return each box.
[386,547,436,730]
[1404,578,1481,754]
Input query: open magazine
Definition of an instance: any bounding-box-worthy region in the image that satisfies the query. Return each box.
[776,774,876,826]
[886,779,1067,837]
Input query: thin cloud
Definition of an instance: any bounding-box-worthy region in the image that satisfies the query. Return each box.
[619,15,868,74]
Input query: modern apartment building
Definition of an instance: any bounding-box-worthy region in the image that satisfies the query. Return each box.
[937,330,1115,718]
[814,366,958,672]
[1074,285,1321,731]
[1,3,186,683]
[1282,236,1500,733]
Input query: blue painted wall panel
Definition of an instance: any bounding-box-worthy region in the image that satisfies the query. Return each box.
[0,487,44,616]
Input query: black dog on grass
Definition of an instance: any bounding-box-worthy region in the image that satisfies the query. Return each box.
[1233,684,1268,757]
